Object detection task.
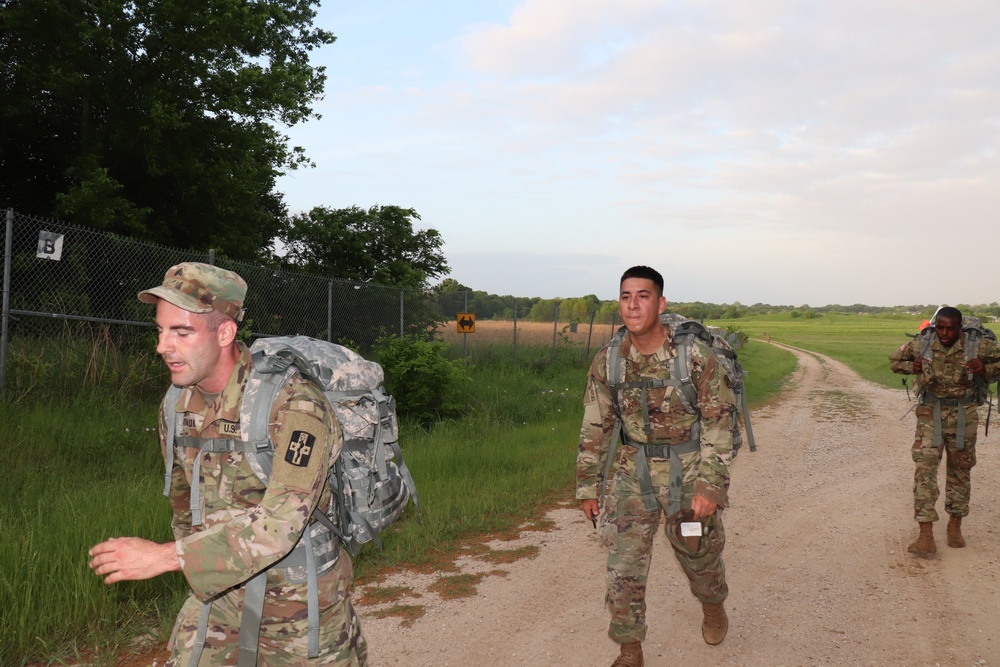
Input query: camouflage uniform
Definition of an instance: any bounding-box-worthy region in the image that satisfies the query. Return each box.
[161,343,367,666]
[890,334,1000,523]
[577,323,736,644]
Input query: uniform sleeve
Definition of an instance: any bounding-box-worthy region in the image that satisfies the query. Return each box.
[160,395,193,542]
[979,338,1000,381]
[576,347,617,500]
[889,339,918,374]
[177,378,339,600]
[691,342,735,507]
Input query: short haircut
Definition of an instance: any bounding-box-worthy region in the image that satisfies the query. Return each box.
[936,306,962,326]
[620,266,664,296]
[204,309,236,333]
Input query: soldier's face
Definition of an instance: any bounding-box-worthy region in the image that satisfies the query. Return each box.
[619,278,666,338]
[155,300,229,391]
[935,316,961,347]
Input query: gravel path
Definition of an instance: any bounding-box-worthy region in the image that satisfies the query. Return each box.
[358,343,1000,666]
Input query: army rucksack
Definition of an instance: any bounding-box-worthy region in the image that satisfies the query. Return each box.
[599,313,755,515]
[162,335,420,666]
[909,315,997,407]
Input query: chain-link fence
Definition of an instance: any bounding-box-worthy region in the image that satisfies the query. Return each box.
[1,209,621,395]
[0,209,443,392]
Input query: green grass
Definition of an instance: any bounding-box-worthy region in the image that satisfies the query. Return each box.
[736,339,797,406]
[710,312,918,389]
[0,398,187,666]
[1,329,788,665]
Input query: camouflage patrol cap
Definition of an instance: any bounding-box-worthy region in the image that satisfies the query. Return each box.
[138,262,246,322]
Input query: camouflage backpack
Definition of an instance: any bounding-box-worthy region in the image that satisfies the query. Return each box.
[163,336,419,666]
[912,315,997,407]
[599,313,755,515]
[902,315,998,451]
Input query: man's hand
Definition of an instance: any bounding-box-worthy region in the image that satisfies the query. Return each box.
[965,358,986,376]
[912,358,923,374]
[88,537,180,584]
[581,499,599,523]
[691,495,718,520]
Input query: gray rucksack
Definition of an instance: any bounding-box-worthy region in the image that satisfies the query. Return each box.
[163,335,419,666]
[599,313,755,515]
[904,315,998,450]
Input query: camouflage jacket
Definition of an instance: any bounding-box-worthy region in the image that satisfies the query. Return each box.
[576,323,736,507]
[890,334,1000,400]
[158,342,341,601]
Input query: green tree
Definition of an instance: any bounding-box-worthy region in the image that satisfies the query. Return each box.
[0,0,334,261]
[280,205,449,289]
[529,299,558,322]
[435,278,471,293]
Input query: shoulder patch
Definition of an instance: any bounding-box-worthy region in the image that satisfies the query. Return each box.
[285,430,316,467]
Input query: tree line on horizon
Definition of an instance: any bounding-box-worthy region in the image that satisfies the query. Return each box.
[432,278,1000,325]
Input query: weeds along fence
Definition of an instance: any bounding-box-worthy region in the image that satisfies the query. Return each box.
[1,209,620,400]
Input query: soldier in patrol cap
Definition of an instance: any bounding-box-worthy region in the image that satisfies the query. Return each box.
[88,262,367,665]
[577,265,736,667]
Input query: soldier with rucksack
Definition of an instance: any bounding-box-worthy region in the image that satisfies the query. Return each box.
[88,263,368,666]
[890,306,1000,556]
[576,266,738,667]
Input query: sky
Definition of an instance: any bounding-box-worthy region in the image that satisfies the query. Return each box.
[275,0,1000,307]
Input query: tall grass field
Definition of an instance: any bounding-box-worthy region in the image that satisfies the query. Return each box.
[0,322,800,665]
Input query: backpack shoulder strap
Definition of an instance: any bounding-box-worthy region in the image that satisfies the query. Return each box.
[606,326,627,401]
[240,356,298,484]
[670,332,700,415]
[162,384,185,497]
[965,329,981,365]
[919,330,935,362]
[599,330,627,510]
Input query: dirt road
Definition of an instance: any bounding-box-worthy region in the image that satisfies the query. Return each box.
[358,344,1000,666]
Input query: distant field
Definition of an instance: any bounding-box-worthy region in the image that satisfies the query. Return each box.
[438,318,620,350]
[708,312,921,389]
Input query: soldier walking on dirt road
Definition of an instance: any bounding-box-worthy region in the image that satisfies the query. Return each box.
[890,306,1000,556]
[576,266,737,667]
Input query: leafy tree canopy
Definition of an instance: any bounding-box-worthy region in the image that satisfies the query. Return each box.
[434,278,471,293]
[0,0,334,261]
[280,205,450,289]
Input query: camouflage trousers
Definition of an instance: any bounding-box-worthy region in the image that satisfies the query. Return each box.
[165,547,367,666]
[911,404,978,523]
[598,449,727,644]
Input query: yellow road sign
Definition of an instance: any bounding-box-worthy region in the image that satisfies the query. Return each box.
[456,312,476,333]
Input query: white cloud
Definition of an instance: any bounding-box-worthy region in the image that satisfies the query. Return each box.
[279,0,1000,306]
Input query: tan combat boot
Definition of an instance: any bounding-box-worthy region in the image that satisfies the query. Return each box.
[908,521,936,555]
[611,641,643,667]
[947,515,966,548]
[702,602,729,645]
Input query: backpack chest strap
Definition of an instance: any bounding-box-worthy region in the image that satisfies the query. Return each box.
[172,436,269,527]
[617,375,697,436]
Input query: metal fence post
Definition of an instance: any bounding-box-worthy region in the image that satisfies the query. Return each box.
[327,280,333,342]
[399,290,404,338]
[512,301,518,362]
[550,303,560,361]
[208,248,215,265]
[1,209,12,395]
[585,310,596,362]
[463,292,468,359]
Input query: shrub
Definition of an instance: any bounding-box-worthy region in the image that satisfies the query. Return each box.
[371,335,469,425]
